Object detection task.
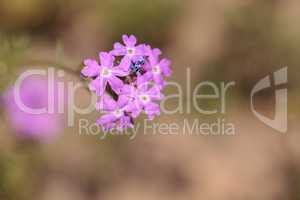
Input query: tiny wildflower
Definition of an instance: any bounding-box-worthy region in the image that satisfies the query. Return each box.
[81,34,172,131]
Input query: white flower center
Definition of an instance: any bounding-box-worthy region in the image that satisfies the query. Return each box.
[113,109,123,118]
[101,68,112,78]
[139,94,150,104]
[127,47,135,56]
[152,65,161,74]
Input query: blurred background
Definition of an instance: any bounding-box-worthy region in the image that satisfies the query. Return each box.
[1,0,300,199]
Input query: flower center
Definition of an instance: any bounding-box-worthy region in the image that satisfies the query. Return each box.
[152,65,161,74]
[139,94,150,104]
[113,109,123,118]
[127,47,135,56]
[101,68,112,78]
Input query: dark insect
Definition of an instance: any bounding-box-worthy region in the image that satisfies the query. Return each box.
[130,63,141,74]
[136,57,145,65]
[130,57,145,75]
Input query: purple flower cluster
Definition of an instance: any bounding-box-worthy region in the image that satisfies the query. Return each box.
[81,35,172,131]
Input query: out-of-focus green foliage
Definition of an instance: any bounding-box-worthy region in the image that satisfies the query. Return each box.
[101,0,182,47]
[0,152,31,200]
[0,34,30,92]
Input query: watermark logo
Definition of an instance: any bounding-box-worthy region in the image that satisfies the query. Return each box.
[250,67,288,133]
[11,66,289,138]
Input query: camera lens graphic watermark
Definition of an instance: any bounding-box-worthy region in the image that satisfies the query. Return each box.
[250,67,288,133]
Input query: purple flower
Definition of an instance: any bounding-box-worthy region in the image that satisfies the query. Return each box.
[3,76,64,141]
[82,52,128,96]
[112,35,145,57]
[81,34,172,131]
[121,78,164,120]
[81,59,100,77]
[142,47,172,87]
[111,35,146,71]
[96,95,133,131]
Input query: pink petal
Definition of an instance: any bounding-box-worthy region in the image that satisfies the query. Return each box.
[140,71,153,82]
[135,44,146,55]
[118,57,131,72]
[147,86,164,100]
[89,76,107,96]
[153,74,165,86]
[111,42,126,56]
[97,114,117,125]
[117,95,129,108]
[126,102,142,118]
[160,59,172,77]
[123,34,137,47]
[82,59,100,77]
[96,94,117,111]
[136,77,149,92]
[112,67,129,77]
[152,48,162,57]
[144,102,160,119]
[148,48,161,65]
[108,76,124,94]
[99,52,115,67]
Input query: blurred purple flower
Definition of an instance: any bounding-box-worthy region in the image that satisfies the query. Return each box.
[2,76,64,141]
